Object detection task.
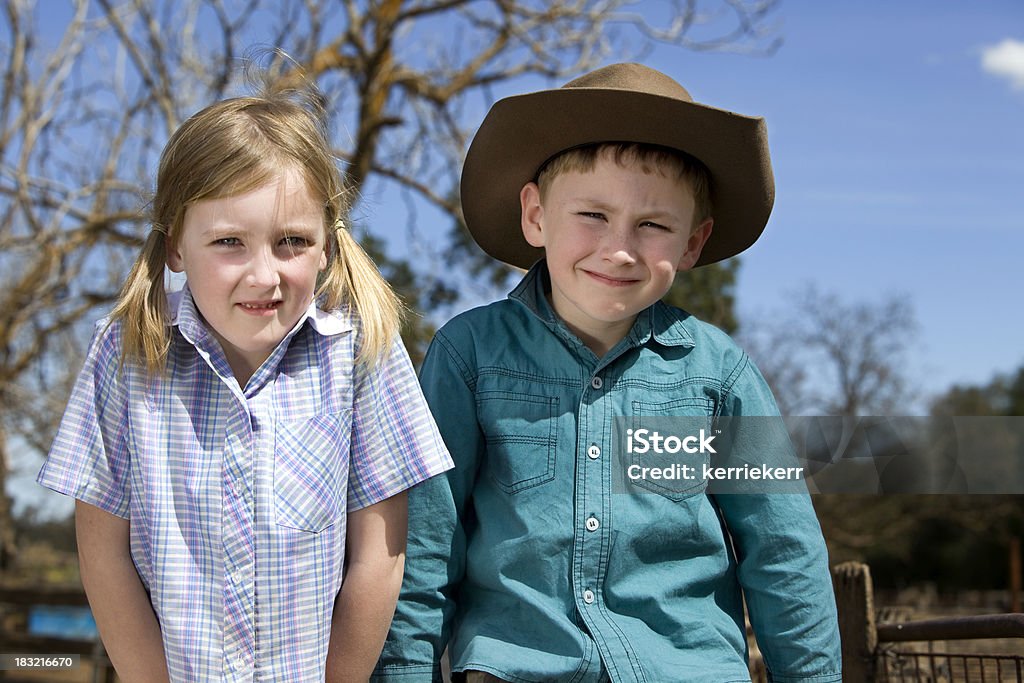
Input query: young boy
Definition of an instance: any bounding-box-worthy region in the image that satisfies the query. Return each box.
[375,63,842,682]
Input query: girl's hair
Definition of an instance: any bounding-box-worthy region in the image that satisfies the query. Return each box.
[110,85,402,374]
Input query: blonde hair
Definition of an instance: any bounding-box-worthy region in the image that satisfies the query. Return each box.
[536,142,713,231]
[110,89,402,374]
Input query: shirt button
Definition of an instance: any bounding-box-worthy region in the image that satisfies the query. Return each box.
[587,444,601,459]
[583,589,595,604]
[585,516,600,532]
[590,376,603,390]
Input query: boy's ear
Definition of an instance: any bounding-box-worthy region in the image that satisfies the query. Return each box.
[677,218,714,271]
[520,182,546,248]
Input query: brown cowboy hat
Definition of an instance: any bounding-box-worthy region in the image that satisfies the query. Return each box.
[461,62,774,269]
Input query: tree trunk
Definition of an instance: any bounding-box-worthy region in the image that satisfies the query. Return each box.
[0,422,17,572]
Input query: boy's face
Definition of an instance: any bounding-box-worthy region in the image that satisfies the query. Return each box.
[168,167,327,382]
[520,151,712,355]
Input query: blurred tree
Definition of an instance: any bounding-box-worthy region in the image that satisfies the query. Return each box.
[746,289,1019,592]
[664,259,740,334]
[917,364,1024,593]
[932,365,1024,417]
[741,285,919,416]
[738,287,928,583]
[0,0,782,567]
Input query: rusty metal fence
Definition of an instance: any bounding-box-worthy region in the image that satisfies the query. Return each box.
[875,614,1024,682]
[834,563,1024,683]
[877,648,1024,682]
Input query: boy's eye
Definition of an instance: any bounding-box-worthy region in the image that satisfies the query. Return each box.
[578,211,606,221]
[640,221,671,231]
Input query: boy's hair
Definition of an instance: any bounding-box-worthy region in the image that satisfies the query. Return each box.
[110,87,402,375]
[536,143,712,232]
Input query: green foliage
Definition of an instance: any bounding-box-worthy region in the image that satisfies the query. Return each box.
[932,366,1024,417]
[11,509,79,583]
[445,210,520,295]
[359,233,458,367]
[816,363,1024,592]
[661,260,740,334]
[817,495,1024,592]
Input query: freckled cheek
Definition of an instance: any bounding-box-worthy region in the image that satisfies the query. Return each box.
[644,264,676,290]
[650,258,678,276]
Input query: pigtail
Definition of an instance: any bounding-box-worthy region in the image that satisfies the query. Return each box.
[104,55,399,374]
[318,221,404,367]
[108,228,171,374]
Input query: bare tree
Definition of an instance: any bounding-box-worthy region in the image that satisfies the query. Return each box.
[742,285,919,417]
[0,0,781,570]
[740,289,1022,585]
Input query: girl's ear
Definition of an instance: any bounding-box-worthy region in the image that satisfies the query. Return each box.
[166,238,185,273]
[520,182,546,248]
[319,248,328,272]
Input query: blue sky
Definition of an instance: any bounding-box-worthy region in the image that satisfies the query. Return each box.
[12,2,1024,516]
[361,1,1024,408]
[643,1,1024,403]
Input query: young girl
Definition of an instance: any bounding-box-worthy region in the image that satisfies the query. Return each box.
[38,85,452,682]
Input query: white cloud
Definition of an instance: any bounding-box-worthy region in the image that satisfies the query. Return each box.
[981,38,1024,90]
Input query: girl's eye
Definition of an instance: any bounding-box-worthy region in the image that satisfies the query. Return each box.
[281,236,311,249]
[213,237,241,246]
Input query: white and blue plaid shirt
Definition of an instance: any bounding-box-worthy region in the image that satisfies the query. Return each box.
[39,288,453,681]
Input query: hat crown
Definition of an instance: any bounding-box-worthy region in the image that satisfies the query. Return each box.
[563,62,694,103]
[462,62,772,270]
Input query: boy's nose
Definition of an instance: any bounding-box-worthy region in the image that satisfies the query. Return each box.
[601,225,637,265]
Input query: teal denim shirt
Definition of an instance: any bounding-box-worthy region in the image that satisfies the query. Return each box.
[374,263,841,683]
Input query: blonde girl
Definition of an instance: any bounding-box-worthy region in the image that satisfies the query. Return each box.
[39,84,452,682]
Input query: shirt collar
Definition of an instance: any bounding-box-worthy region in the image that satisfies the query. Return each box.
[509,260,696,350]
[169,285,353,348]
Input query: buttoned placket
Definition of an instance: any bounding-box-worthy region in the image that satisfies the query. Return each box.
[215,375,256,679]
[220,341,294,680]
[571,352,606,672]
[572,342,652,683]
[574,361,608,682]
[193,342,279,680]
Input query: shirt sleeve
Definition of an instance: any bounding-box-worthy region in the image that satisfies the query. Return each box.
[347,334,453,512]
[372,331,483,682]
[36,320,132,518]
[715,354,844,683]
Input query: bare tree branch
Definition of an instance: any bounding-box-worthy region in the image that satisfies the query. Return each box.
[0,0,781,571]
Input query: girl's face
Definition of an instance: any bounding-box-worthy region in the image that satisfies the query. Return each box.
[168,167,327,383]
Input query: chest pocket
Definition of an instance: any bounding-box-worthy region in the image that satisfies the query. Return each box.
[630,396,714,501]
[477,391,558,494]
[274,411,351,532]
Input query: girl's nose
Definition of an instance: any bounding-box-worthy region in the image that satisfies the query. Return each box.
[246,249,281,288]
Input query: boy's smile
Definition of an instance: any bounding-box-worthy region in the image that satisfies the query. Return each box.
[167,167,327,383]
[520,150,712,356]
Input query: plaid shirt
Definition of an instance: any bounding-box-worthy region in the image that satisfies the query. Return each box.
[39,288,453,682]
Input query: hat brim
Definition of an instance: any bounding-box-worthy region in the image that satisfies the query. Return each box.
[461,88,774,269]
